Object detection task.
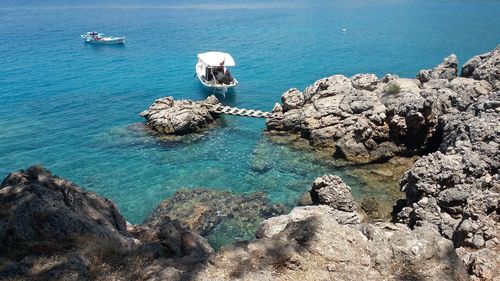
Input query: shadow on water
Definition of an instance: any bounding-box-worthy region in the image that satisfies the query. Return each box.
[83,42,126,52]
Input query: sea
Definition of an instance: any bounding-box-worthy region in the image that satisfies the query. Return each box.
[1,0,499,245]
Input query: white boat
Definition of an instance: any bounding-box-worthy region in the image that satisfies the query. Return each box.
[81,32,125,44]
[196,52,238,94]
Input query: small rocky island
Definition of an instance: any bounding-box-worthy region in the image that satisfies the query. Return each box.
[1,46,498,280]
[140,95,220,135]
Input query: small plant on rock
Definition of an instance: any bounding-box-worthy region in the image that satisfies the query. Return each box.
[386,83,401,94]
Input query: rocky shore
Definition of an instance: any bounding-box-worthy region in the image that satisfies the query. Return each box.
[1,46,499,280]
[266,46,499,164]
[0,166,476,281]
[0,166,215,280]
[263,45,500,279]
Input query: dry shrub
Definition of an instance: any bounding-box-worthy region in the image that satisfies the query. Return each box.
[386,83,401,94]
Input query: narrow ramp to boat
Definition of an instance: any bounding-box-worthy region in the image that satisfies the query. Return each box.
[209,104,278,119]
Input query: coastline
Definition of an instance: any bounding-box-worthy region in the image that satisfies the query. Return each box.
[1,45,499,280]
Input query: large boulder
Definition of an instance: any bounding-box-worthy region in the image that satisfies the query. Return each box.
[309,175,360,224]
[140,95,219,135]
[310,175,355,210]
[351,73,379,91]
[281,88,305,111]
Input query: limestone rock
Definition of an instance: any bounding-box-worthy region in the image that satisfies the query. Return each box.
[351,73,378,91]
[310,175,357,212]
[396,91,500,279]
[141,95,219,135]
[194,205,468,281]
[417,54,458,82]
[0,166,213,280]
[281,88,305,111]
[461,45,500,90]
[266,46,498,165]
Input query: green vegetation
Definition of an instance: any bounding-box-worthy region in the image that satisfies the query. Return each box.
[386,83,401,95]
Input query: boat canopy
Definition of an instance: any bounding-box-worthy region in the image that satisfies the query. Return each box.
[197,52,236,67]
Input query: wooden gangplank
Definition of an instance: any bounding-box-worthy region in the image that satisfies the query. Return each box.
[210,104,276,118]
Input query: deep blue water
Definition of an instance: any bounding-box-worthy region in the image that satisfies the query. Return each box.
[1,0,499,227]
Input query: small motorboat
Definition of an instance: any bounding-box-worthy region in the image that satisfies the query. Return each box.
[195,52,238,95]
[81,32,125,44]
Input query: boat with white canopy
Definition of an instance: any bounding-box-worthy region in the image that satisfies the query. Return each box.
[195,52,238,94]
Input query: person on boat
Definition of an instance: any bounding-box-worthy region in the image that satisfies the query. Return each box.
[215,67,225,81]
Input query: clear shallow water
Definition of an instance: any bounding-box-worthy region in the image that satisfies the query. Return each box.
[1,0,499,227]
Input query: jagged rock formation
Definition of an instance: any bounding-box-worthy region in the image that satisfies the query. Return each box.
[0,165,134,248]
[0,165,212,280]
[263,45,500,280]
[192,176,468,281]
[140,95,220,135]
[266,45,499,164]
[417,54,458,82]
[461,45,500,90]
[396,91,500,280]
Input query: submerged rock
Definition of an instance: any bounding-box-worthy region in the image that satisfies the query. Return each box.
[140,95,220,135]
[145,188,286,249]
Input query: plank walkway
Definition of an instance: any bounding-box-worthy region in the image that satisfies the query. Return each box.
[210,104,277,118]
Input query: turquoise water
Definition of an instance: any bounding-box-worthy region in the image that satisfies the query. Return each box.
[1,0,499,225]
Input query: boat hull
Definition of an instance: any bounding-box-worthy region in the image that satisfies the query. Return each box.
[81,35,125,44]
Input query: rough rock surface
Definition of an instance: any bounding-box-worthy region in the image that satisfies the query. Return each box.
[396,91,500,280]
[266,45,500,164]
[461,45,500,90]
[0,166,212,281]
[184,175,468,280]
[417,54,458,82]
[140,95,219,135]
[194,205,468,281]
[0,165,134,248]
[309,175,360,224]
